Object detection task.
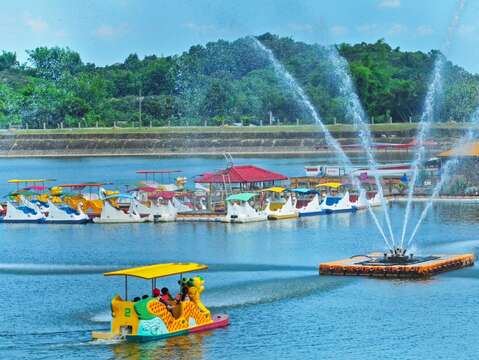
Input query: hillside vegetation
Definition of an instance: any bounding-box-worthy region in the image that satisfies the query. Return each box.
[0,33,478,128]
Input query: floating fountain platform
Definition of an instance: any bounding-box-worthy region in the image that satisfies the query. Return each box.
[319,250,474,278]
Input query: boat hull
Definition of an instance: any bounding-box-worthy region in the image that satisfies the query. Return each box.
[43,219,90,224]
[93,314,229,343]
[0,218,44,223]
[93,218,148,224]
[268,213,299,220]
[298,210,330,217]
[328,207,357,214]
[227,217,267,223]
[128,314,229,342]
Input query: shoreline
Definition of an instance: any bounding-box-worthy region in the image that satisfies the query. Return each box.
[388,196,479,202]
[0,148,418,158]
[0,125,458,158]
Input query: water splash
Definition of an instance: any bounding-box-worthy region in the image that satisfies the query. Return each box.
[400,54,444,248]
[250,37,392,249]
[401,0,467,249]
[327,46,395,246]
[406,108,479,247]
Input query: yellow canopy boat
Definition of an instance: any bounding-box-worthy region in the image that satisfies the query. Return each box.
[92,262,229,342]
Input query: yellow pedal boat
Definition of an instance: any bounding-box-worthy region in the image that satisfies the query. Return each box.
[92,263,229,342]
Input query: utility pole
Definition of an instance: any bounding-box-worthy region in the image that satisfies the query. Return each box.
[138,87,144,128]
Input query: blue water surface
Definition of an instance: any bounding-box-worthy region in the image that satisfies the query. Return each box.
[0,155,478,360]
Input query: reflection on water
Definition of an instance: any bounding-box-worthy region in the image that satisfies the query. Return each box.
[112,332,211,360]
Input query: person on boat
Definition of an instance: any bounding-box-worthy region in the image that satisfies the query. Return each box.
[160,287,174,303]
[176,279,189,303]
[152,288,161,298]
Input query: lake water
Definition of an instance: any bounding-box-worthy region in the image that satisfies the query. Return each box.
[1,156,478,360]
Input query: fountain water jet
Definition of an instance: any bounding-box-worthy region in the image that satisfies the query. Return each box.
[406,108,479,247]
[400,0,467,251]
[250,36,393,250]
[327,46,395,246]
[400,54,444,249]
[319,0,475,277]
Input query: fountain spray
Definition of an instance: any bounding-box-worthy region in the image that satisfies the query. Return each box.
[400,0,467,251]
[406,108,479,247]
[250,37,393,250]
[327,46,396,246]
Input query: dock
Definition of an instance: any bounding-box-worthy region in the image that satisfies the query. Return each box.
[319,252,475,278]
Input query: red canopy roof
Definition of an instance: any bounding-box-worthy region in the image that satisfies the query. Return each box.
[194,165,287,184]
[60,183,107,188]
[148,191,176,200]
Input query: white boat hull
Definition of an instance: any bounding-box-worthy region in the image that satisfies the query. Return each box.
[223,202,267,223]
[93,202,147,224]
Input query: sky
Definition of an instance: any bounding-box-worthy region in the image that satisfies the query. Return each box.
[1,0,479,72]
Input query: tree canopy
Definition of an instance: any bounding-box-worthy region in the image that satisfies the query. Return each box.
[1,34,478,128]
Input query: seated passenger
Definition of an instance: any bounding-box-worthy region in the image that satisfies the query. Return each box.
[160,287,173,303]
[142,294,149,300]
[152,288,161,298]
[176,283,189,303]
[151,287,173,313]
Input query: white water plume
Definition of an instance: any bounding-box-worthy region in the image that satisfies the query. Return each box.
[250,37,393,250]
[401,0,467,250]
[443,0,467,52]
[400,55,444,248]
[406,108,479,247]
[327,46,395,246]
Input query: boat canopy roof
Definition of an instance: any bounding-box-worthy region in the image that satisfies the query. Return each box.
[8,190,39,196]
[104,193,135,200]
[104,263,208,280]
[24,185,47,191]
[8,179,54,183]
[261,186,286,193]
[316,182,342,189]
[60,183,107,188]
[128,186,158,193]
[226,192,258,202]
[291,188,317,194]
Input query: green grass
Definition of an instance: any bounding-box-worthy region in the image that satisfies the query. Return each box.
[2,122,476,135]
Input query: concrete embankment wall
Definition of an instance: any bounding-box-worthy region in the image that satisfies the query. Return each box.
[0,128,464,157]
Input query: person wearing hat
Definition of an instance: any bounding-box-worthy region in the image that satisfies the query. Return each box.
[152,288,161,298]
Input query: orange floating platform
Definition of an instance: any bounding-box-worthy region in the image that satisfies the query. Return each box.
[319,253,475,278]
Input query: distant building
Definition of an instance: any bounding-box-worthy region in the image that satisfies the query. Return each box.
[439,142,479,161]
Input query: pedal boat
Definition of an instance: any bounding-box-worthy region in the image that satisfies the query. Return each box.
[262,187,299,220]
[293,189,330,217]
[1,196,46,223]
[131,198,177,222]
[320,191,357,213]
[315,183,357,214]
[93,195,147,224]
[44,200,89,224]
[222,192,267,223]
[92,263,229,342]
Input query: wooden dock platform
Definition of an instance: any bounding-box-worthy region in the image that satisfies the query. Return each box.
[319,253,475,278]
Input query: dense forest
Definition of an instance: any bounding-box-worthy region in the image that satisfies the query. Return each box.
[0,33,478,129]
